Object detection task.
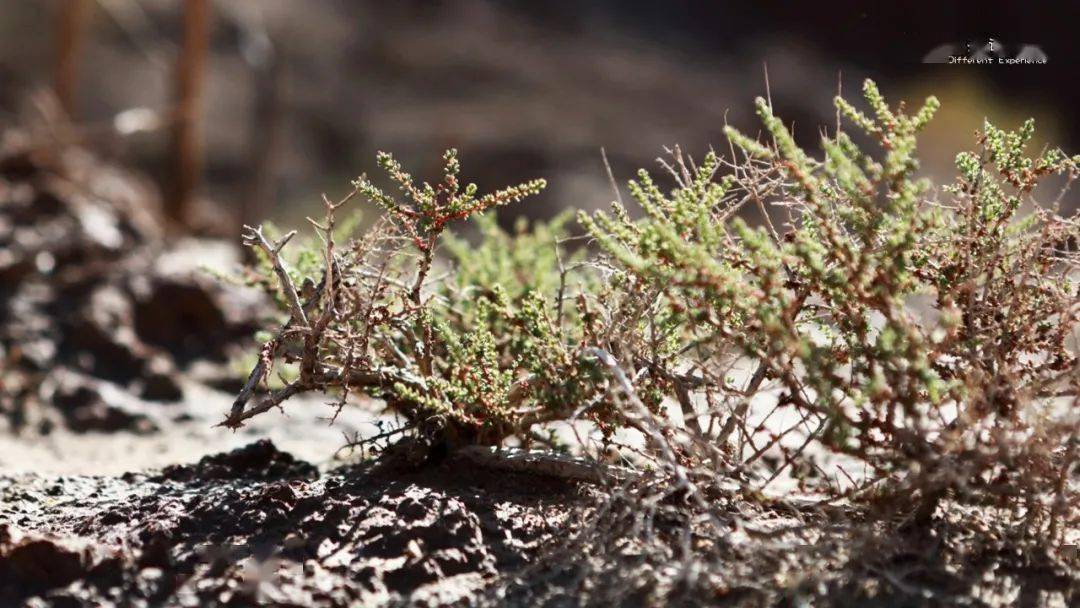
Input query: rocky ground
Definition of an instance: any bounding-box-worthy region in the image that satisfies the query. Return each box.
[5,437,1075,607]
[0,440,584,607]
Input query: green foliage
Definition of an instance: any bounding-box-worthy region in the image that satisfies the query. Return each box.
[584,79,1078,523]
[354,149,546,257]
[230,81,1078,533]
[443,211,581,300]
[226,149,631,447]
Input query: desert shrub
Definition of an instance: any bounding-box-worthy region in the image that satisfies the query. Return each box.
[221,149,657,450]
[583,80,1079,533]
[224,81,1077,540]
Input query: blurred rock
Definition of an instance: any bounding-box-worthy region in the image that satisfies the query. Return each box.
[133,278,230,363]
[137,356,183,403]
[65,284,147,383]
[0,134,264,434]
[49,371,158,434]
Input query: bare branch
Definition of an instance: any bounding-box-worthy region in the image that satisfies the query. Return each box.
[242,225,308,328]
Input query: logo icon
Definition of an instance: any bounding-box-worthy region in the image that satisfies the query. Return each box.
[923,38,1048,64]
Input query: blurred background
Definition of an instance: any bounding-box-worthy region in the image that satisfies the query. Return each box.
[1,0,1077,233]
[1,0,1079,469]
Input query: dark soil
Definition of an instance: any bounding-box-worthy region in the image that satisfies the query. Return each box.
[0,440,584,607]
[3,440,1075,608]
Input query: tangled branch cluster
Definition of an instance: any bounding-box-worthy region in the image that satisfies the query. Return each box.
[223,81,1078,544]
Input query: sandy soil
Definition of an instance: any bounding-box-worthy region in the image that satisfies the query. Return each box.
[0,381,390,476]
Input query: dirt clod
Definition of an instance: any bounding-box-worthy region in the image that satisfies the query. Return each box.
[0,525,125,594]
[156,439,318,482]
